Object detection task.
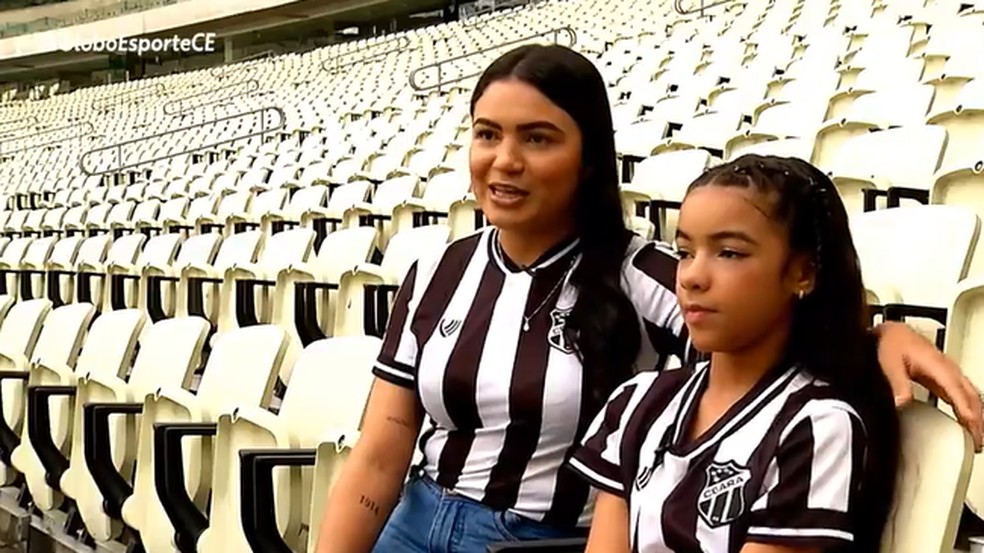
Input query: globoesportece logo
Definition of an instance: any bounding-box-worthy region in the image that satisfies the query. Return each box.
[58,32,218,56]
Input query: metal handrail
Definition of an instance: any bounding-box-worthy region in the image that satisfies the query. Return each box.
[0,121,94,157]
[321,35,412,75]
[210,50,278,79]
[673,0,739,16]
[162,79,260,116]
[79,106,285,176]
[91,83,167,112]
[408,26,577,91]
[460,0,546,26]
[0,116,38,132]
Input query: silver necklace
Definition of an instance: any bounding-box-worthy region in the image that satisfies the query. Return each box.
[521,258,577,332]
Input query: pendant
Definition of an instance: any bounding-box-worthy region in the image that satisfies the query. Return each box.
[523,319,530,332]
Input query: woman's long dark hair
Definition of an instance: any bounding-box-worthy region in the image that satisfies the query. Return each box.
[470,44,642,412]
[687,154,899,552]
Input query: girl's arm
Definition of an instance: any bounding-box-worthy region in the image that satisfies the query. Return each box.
[585,491,631,553]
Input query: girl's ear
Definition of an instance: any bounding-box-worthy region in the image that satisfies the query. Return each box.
[788,253,817,297]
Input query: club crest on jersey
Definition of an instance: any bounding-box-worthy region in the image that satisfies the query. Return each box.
[439,318,461,337]
[697,460,751,528]
[547,308,574,353]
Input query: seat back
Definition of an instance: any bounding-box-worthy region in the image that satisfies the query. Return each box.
[880,402,972,553]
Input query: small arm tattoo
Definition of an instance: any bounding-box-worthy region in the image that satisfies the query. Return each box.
[386,415,413,430]
[359,494,380,516]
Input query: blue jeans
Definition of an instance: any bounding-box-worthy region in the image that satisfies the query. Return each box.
[372,476,581,552]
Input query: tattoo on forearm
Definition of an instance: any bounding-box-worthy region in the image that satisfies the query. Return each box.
[386,415,413,430]
[359,494,381,516]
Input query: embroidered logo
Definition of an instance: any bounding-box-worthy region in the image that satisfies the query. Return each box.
[697,460,751,528]
[439,318,461,338]
[547,308,573,353]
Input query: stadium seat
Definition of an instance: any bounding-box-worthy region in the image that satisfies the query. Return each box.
[11,308,146,513]
[64,316,209,543]
[182,336,379,553]
[0,301,89,485]
[112,325,291,553]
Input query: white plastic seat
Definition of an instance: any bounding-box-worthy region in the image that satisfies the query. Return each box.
[197,336,380,553]
[216,228,316,337]
[116,325,291,553]
[852,205,979,345]
[19,236,82,302]
[273,227,378,350]
[176,230,264,325]
[67,317,210,543]
[879,402,972,553]
[260,185,328,235]
[827,126,947,213]
[335,225,451,337]
[77,234,147,311]
[0,301,89,486]
[11,308,146,513]
[620,150,712,241]
[140,233,221,322]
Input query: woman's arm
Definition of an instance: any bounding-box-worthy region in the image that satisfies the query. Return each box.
[585,491,631,553]
[873,321,983,450]
[315,379,424,553]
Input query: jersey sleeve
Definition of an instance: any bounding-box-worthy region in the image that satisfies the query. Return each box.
[567,373,658,497]
[745,402,866,548]
[622,241,695,370]
[372,261,421,388]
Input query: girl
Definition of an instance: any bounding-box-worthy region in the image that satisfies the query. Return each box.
[570,155,899,553]
[317,44,978,553]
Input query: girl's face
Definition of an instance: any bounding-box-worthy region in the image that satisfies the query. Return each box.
[469,78,583,238]
[674,185,815,354]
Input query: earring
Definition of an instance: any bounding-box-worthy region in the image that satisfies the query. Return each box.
[797,289,805,300]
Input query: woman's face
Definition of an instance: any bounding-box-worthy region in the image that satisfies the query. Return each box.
[469,78,583,237]
[674,185,814,353]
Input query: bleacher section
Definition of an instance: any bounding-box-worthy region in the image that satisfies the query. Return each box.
[0,0,982,551]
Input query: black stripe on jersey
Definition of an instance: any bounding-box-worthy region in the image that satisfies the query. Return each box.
[485,260,569,509]
[617,369,694,484]
[631,242,677,291]
[436,261,505,490]
[412,234,483,466]
[742,385,864,548]
[630,242,693,365]
[374,261,419,385]
[410,233,483,356]
[570,383,637,497]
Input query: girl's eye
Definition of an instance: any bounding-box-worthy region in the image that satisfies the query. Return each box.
[676,249,692,259]
[720,250,747,259]
[474,129,496,140]
[527,134,549,144]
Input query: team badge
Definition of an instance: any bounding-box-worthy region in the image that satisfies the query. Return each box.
[439,318,461,337]
[547,308,574,353]
[697,460,751,528]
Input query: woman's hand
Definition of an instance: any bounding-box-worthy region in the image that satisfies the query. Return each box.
[874,321,983,451]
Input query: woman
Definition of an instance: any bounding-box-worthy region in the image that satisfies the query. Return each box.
[316,44,982,553]
[572,155,898,552]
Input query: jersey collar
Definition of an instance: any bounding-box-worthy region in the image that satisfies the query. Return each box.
[489,227,581,275]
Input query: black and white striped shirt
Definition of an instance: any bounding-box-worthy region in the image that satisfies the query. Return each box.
[372,226,690,527]
[569,361,867,552]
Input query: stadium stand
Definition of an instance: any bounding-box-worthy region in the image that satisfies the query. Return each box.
[0,0,982,550]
